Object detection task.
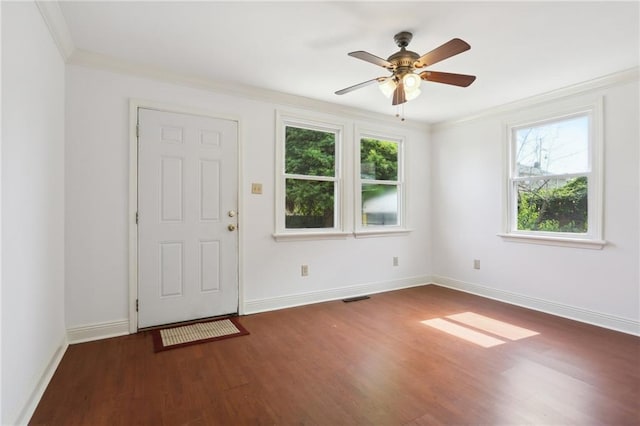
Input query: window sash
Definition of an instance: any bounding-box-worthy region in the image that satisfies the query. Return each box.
[285,178,337,229]
[503,98,603,245]
[361,183,401,227]
[360,179,400,185]
[284,173,337,183]
[356,133,404,230]
[510,112,591,177]
[275,113,345,236]
[508,116,591,235]
[510,174,589,234]
[284,125,337,178]
[510,171,588,183]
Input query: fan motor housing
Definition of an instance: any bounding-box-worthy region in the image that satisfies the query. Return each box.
[388,49,420,77]
[389,32,419,73]
[388,49,419,67]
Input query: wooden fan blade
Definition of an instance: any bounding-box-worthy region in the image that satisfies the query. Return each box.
[420,71,476,87]
[348,51,393,69]
[335,77,386,95]
[414,38,471,68]
[392,81,406,105]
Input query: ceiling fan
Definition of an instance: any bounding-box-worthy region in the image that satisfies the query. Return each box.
[335,31,476,106]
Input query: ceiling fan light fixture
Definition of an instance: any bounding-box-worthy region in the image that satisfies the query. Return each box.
[405,87,421,101]
[402,73,421,91]
[402,73,422,102]
[378,78,397,98]
[336,31,475,119]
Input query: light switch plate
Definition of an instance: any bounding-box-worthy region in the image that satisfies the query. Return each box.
[251,183,263,194]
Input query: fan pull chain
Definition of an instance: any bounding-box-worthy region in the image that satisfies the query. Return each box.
[395,104,406,121]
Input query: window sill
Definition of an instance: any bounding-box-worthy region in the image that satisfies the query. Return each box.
[354,228,412,238]
[272,231,351,242]
[497,233,606,250]
[272,228,412,241]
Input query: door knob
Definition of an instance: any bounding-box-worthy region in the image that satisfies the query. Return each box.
[227,224,237,232]
[228,210,236,217]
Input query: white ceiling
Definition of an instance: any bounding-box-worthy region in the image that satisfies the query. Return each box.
[58,1,639,124]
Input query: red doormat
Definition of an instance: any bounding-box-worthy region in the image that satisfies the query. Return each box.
[151,316,249,352]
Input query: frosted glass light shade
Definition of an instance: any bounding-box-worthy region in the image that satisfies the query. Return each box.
[403,73,421,90]
[378,78,397,98]
[405,88,421,101]
[402,73,421,102]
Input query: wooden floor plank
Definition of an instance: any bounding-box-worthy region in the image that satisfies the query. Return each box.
[30,285,640,425]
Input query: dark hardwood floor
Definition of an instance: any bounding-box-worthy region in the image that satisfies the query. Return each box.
[31,285,640,425]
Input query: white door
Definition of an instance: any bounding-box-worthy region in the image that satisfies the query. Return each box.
[137,108,238,328]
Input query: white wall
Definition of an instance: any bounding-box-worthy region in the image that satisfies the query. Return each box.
[431,77,639,333]
[64,65,432,330]
[1,2,67,424]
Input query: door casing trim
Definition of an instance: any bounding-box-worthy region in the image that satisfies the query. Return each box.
[128,99,244,333]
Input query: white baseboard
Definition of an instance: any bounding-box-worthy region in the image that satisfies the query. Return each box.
[14,337,69,425]
[243,275,432,314]
[432,275,640,336]
[67,319,130,344]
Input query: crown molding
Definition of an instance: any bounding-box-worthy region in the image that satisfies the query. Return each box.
[35,1,75,61]
[67,48,431,132]
[28,1,639,133]
[432,67,639,131]
[31,2,428,130]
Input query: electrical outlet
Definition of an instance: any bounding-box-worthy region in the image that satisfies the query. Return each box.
[301,264,309,276]
[473,259,480,270]
[393,256,399,267]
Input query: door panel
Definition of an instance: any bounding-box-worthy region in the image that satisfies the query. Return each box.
[138,108,238,328]
[200,159,221,220]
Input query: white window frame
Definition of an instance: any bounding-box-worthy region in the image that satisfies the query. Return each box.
[499,97,605,249]
[355,128,409,237]
[273,110,350,241]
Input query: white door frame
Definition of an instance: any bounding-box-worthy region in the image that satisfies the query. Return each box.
[128,99,244,333]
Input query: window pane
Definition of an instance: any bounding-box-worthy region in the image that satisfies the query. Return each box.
[361,138,398,180]
[516,176,588,233]
[285,179,334,228]
[515,115,588,177]
[361,184,398,226]
[285,126,335,177]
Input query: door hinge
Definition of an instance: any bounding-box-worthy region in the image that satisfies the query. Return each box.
[136,299,139,312]
[136,124,139,138]
[135,211,139,224]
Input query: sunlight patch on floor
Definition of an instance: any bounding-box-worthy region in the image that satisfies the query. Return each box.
[421,312,539,348]
[421,318,506,348]
[447,312,539,340]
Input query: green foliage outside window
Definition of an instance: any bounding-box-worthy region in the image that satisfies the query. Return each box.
[360,138,398,201]
[285,126,335,228]
[517,176,588,233]
[285,127,335,177]
[360,138,399,226]
[283,129,401,229]
[360,138,398,181]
